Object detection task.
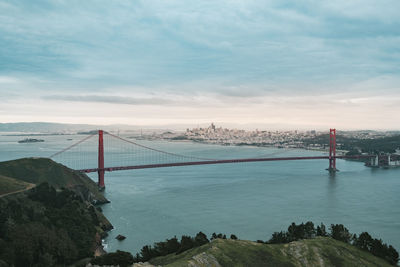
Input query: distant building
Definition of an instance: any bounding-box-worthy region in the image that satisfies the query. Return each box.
[368,154,400,168]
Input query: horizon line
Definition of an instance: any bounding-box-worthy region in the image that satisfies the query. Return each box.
[1,121,399,132]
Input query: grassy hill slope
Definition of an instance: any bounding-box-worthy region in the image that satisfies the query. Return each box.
[148,237,393,267]
[0,157,108,204]
[0,174,33,196]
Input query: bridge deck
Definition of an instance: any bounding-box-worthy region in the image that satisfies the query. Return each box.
[77,155,373,173]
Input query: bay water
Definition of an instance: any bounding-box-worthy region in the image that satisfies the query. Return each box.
[0,134,399,254]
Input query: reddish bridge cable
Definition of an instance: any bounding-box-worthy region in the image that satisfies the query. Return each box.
[48,131,376,174]
[104,132,215,161]
[49,134,96,158]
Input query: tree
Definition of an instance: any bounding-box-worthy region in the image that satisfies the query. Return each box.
[386,245,399,265]
[165,237,180,254]
[10,223,77,266]
[211,233,217,240]
[194,232,209,246]
[287,222,305,241]
[37,253,56,267]
[316,223,327,237]
[139,245,154,262]
[330,224,352,243]
[354,232,373,251]
[370,239,387,262]
[268,231,288,244]
[177,236,194,254]
[28,182,56,204]
[91,250,134,267]
[304,221,315,239]
[153,241,168,256]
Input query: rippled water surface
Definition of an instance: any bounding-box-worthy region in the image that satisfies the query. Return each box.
[1,134,399,253]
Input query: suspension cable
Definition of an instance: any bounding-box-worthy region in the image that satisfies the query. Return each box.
[105,132,215,161]
[49,134,96,158]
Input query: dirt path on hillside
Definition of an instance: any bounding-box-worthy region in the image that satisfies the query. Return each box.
[0,183,36,198]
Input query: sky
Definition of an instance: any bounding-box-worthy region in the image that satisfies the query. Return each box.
[0,0,399,130]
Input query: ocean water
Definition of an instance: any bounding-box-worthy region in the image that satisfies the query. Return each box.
[0,134,399,254]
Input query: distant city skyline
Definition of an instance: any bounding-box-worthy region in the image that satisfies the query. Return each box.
[1,1,399,130]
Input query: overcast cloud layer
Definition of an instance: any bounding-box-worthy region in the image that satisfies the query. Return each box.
[0,0,399,129]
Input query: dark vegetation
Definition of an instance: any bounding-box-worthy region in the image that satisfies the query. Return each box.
[91,231,233,265]
[303,134,400,154]
[96,222,398,266]
[93,231,233,265]
[90,250,134,267]
[266,222,399,265]
[0,183,108,267]
[134,231,212,262]
[170,135,189,140]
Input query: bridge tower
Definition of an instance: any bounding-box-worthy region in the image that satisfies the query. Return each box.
[98,130,105,189]
[328,128,337,172]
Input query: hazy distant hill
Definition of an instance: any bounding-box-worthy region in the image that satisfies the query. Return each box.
[0,122,105,133]
[0,122,172,134]
[146,237,393,267]
[0,157,108,204]
[303,133,400,153]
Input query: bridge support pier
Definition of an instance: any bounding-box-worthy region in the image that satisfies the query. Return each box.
[327,128,338,172]
[98,130,105,190]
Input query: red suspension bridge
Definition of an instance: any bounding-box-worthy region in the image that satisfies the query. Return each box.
[50,129,374,189]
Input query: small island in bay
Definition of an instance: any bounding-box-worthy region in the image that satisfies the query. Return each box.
[116,234,127,241]
[17,138,45,143]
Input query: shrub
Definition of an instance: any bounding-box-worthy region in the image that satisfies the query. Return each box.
[91,250,133,267]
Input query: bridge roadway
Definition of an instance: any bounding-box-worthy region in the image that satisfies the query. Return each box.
[77,155,374,173]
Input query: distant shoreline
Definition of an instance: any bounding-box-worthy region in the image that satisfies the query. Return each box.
[1,133,71,136]
[165,138,350,155]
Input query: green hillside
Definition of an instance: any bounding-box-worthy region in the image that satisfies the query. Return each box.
[0,183,112,266]
[148,237,393,267]
[0,174,33,196]
[0,158,108,204]
[0,158,114,266]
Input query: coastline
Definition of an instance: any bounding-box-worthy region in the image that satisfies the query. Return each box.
[160,137,349,155]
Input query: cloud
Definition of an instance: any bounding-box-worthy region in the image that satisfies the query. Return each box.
[0,1,399,129]
[1,0,399,88]
[43,94,181,106]
[0,76,19,83]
